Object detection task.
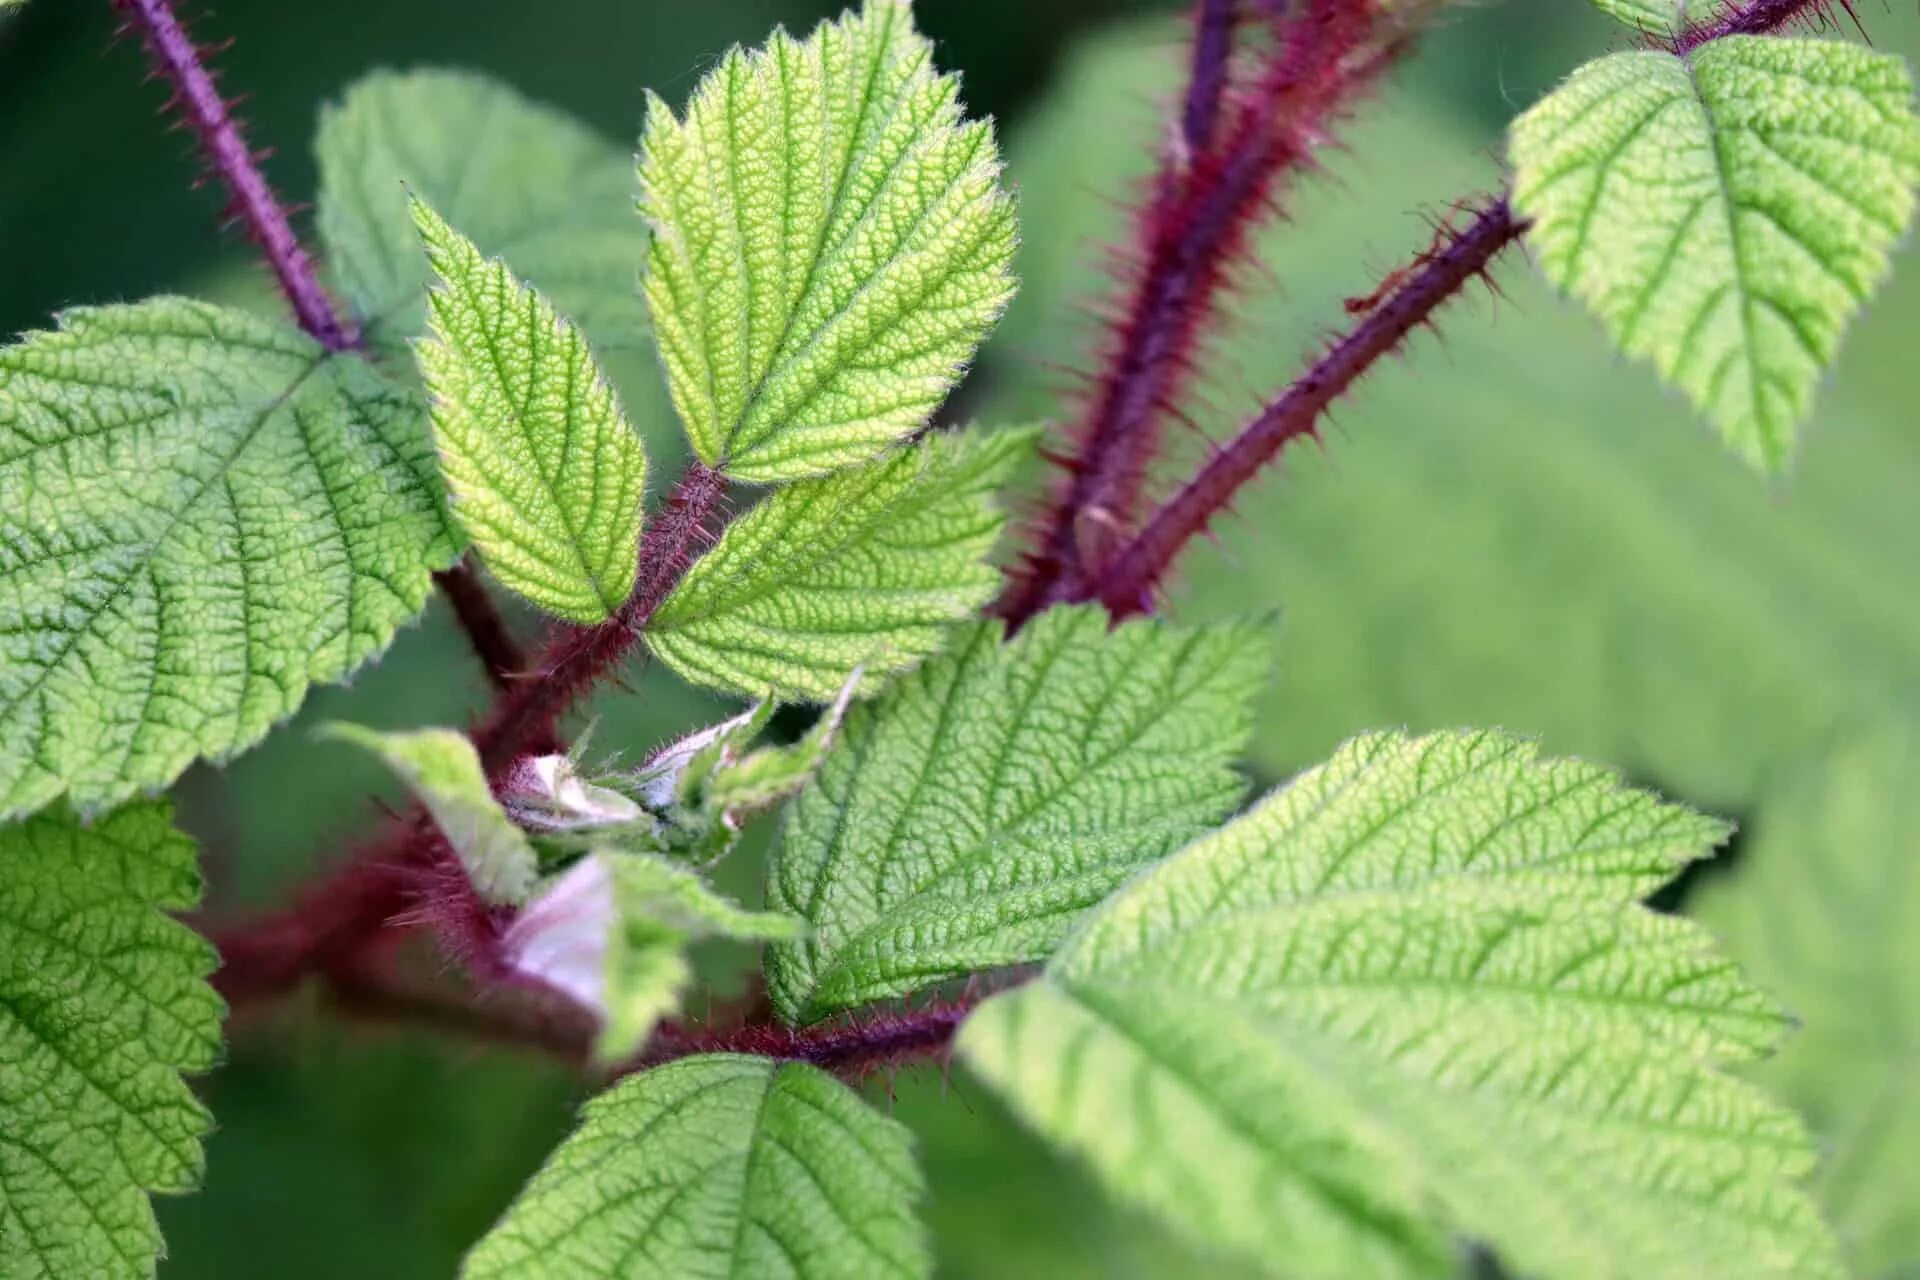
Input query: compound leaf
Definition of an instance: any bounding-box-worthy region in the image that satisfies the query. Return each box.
[638,0,1016,482]
[0,803,222,1279]
[765,606,1269,1024]
[0,298,457,819]
[462,1054,929,1279]
[414,200,650,623]
[961,729,1841,1280]
[325,724,538,905]
[1693,712,1920,1277]
[317,68,646,351]
[647,428,1030,700]
[1510,37,1920,472]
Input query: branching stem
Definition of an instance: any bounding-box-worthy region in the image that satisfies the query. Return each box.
[1674,0,1848,51]
[434,560,529,690]
[111,0,354,350]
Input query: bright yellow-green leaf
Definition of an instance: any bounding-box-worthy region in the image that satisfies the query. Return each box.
[1511,37,1920,471]
[413,200,649,623]
[638,0,1016,482]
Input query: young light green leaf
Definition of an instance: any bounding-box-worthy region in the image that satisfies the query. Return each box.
[503,853,801,1062]
[1584,0,1704,32]
[765,606,1269,1024]
[961,729,1840,1280]
[638,0,1017,482]
[324,724,538,905]
[0,803,223,1279]
[317,69,646,350]
[462,1054,929,1279]
[1694,712,1920,1278]
[705,676,858,817]
[413,199,650,623]
[0,298,457,820]
[1510,37,1920,472]
[647,428,1030,700]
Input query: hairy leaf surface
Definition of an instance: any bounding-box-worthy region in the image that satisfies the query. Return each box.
[765,606,1269,1024]
[638,0,1016,481]
[1585,0,1705,32]
[414,201,649,622]
[961,729,1840,1280]
[0,298,457,819]
[648,428,1029,700]
[0,804,222,1279]
[1695,713,1920,1277]
[462,1054,929,1279]
[317,69,646,350]
[1511,38,1920,471]
[325,724,538,905]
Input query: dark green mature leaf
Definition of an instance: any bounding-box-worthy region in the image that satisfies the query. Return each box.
[638,0,1016,482]
[985,26,1920,809]
[1511,38,1920,471]
[962,729,1840,1280]
[316,68,646,351]
[647,428,1031,701]
[413,200,650,622]
[1694,711,1920,1277]
[0,804,223,1278]
[0,298,457,819]
[765,605,1269,1024]
[462,1055,929,1279]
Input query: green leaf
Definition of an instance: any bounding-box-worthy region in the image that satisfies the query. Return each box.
[647,428,1030,700]
[704,677,858,817]
[0,803,223,1278]
[1510,37,1920,472]
[960,729,1841,1280]
[638,0,1017,482]
[986,30,1920,812]
[316,69,646,351]
[324,724,538,905]
[462,1054,929,1279]
[1584,0,1705,33]
[503,854,801,1062]
[1693,712,1920,1277]
[413,199,650,623]
[766,606,1269,1024]
[0,298,457,820]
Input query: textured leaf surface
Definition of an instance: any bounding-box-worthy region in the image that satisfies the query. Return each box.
[988,33,1920,811]
[0,804,222,1278]
[1510,38,1920,471]
[648,428,1029,700]
[1585,0,1705,32]
[414,200,649,622]
[766,606,1268,1024]
[1694,712,1920,1277]
[317,68,646,350]
[638,0,1016,481]
[462,1054,929,1279]
[0,298,456,819]
[326,724,538,905]
[961,729,1841,1280]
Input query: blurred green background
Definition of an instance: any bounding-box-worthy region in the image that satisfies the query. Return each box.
[4,1,1916,1275]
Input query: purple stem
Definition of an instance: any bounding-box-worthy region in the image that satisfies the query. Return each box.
[1182,0,1238,155]
[1089,198,1527,617]
[1674,0,1841,51]
[112,0,354,350]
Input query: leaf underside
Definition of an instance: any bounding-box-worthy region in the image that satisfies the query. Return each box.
[1694,712,1920,1277]
[647,427,1031,700]
[0,298,457,819]
[462,1054,929,1279]
[1511,37,1920,472]
[960,729,1843,1280]
[765,605,1270,1024]
[414,200,650,623]
[638,0,1016,482]
[316,68,647,352]
[0,804,222,1279]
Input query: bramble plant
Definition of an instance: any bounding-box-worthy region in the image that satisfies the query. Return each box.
[0,0,1915,1275]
